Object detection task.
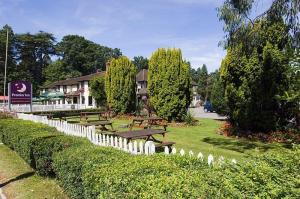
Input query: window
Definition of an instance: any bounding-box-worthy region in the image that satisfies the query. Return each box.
[81,81,84,88]
[73,97,78,104]
[63,85,67,92]
[81,96,85,104]
[88,96,93,106]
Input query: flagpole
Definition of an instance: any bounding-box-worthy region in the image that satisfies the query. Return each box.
[3,28,8,106]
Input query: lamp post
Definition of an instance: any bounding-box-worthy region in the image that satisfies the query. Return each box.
[3,28,8,107]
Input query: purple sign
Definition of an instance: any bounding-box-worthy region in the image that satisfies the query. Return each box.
[10,80,32,104]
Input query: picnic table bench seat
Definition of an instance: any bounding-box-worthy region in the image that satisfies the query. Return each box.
[155,141,176,148]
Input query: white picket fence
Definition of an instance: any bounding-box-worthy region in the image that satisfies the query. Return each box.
[16,113,237,166]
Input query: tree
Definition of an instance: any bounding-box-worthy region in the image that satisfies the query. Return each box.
[57,35,121,75]
[210,70,227,114]
[105,56,136,114]
[43,60,81,86]
[0,25,17,96]
[198,64,208,100]
[148,48,191,121]
[218,1,299,132]
[220,24,290,132]
[132,56,149,70]
[90,76,106,108]
[217,0,299,49]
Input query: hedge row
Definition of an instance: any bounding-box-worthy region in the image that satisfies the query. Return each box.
[0,118,299,198]
[31,108,105,118]
[0,119,89,176]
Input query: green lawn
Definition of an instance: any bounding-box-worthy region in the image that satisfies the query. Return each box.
[65,115,291,160]
[0,144,68,199]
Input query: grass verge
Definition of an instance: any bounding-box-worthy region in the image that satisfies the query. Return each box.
[65,115,291,160]
[0,143,68,199]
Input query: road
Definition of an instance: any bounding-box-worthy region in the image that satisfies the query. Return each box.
[189,107,227,120]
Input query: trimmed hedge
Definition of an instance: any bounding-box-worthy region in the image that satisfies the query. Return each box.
[0,118,299,198]
[32,108,105,118]
[0,119,88,176]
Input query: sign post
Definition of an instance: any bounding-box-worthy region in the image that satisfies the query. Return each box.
[9,80,32,112]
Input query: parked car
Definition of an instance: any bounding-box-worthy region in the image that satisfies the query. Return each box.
[203,101,213,112]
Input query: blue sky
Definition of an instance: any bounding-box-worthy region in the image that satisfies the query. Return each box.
[0,0,272,72]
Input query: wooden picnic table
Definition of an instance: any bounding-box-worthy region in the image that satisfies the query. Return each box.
[79,121,114,132]
[80,111,108,121]
[114,129,165,143]
[39,113,53,119]
[114,129,175,148]
[131,117,168,131]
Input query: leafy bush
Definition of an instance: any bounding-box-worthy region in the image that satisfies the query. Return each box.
[183,111,198,126]
[0,112,13,119]
[0,119,87,175]
[1,118,299,199]
[32,135,88,176]
[105,56,137,114]
[148,48,191,121]
[53,146,125,199]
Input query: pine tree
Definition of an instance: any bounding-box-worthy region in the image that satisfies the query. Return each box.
[148,48,191,121]
[105,56,136,114]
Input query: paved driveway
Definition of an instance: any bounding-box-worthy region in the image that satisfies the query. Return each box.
[189,107,227,120]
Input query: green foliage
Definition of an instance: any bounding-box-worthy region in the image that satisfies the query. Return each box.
[89,76,106,107]
[276,49,300,129]
[132,56,149,70]
[0,119,87,175]
[43,59,81,85]
[220,19,294,132]
[57,35,122,74]
[32,135,88,176]
[148,48,191,121]
[1,119,299,198]
[198,64,209,100]
[0,26,122,96]
[105,56,137,114]
[210,70,228,114]
[218,0,299,48]
[183,111,198,126]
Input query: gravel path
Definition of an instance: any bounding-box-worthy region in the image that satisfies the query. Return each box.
[189,107,227,120]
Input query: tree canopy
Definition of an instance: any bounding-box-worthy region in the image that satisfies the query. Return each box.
[132,56,149,70]
[148,48,191,121]
[90,76,106,108]
[0,25,122,96]
[218,1,299,132]
[105,56,137,114]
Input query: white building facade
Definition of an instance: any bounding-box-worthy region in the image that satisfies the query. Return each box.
[42,72,105,108]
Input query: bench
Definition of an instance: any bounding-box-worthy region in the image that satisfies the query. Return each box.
[155,141,176,150]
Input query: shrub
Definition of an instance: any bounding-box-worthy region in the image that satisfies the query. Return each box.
[1,118,299,199]
[0,119,88,175]
[105,56,137,114]
[53,145,126,199]
[183,111,198,126]
[148,48,191,121]
[32,135,89,176]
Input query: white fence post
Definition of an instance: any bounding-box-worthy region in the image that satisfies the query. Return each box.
[14,112,233,164]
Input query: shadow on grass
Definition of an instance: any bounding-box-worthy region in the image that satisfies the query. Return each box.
[0,171,35,188]
[202,137,291,154]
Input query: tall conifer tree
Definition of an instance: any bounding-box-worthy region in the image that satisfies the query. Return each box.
[148,48,191,121]
[105,56,136,114]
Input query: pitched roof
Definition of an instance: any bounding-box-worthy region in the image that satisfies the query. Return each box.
[43,71,105,88]
[136,69,148,82]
